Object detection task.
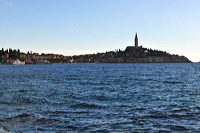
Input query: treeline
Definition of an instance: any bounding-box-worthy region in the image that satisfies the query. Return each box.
[145,48,170,57]
[0,48,22,59]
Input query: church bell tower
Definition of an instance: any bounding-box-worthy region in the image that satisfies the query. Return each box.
[135,33,138,48]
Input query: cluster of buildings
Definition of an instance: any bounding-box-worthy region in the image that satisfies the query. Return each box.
[0,51,69,64]
[0,33,191,64]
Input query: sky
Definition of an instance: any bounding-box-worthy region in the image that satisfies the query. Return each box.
[0,0,200,62]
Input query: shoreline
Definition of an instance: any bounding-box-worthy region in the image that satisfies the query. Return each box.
[0,62,194,65]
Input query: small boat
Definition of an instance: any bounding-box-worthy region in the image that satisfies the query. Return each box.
[13,59,25,65]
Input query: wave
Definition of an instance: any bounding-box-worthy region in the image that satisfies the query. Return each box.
[163,81,184,84]
[0,126,9,133]
[70,102,106,109]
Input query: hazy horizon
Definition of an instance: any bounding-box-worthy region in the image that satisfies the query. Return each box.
[1,0,200,62]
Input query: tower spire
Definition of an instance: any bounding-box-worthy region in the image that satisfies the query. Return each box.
[135,32,138,48]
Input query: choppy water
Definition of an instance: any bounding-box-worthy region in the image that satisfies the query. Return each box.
[1,63,200,132]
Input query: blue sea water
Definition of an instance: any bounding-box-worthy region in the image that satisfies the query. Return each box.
[0,63,200,132]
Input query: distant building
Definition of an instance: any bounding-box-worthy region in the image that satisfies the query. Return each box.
[125,32,142,52]
[1,53,9,63]
[20,53,27,62]
[135,33,138,48]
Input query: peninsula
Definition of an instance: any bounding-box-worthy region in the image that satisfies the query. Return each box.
[72,33,191,63]
[0,33,191,64]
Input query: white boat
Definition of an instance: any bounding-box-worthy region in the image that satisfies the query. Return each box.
[13,59,25,65]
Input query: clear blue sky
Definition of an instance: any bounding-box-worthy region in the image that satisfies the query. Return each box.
[1,0,200,61]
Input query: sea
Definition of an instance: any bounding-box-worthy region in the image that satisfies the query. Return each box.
[0,63,200,132]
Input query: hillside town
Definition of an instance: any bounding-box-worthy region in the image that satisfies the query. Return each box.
[0,34,191,64]
[0,48,68,64]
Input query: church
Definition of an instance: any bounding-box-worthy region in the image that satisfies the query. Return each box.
[125,33,143,54]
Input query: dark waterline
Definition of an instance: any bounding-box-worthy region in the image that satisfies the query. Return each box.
[0,63,200,132]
